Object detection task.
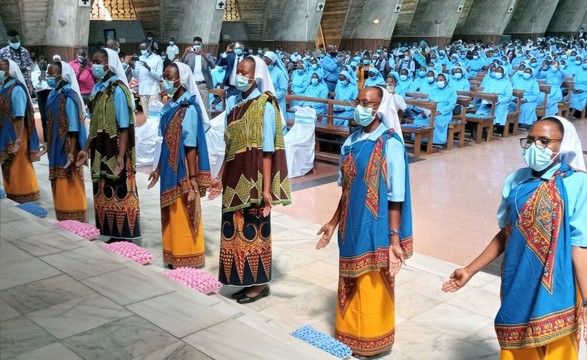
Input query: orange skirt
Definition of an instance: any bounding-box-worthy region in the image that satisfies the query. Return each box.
[51,168,87,221]
[1,128,40,203]
[335,270,395,356]
[500,332,579,360]
[162,197,205,268]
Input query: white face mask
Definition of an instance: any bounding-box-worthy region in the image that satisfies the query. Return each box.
[235,74,253,92]
[353,105,376,127]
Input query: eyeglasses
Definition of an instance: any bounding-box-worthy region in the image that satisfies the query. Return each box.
[353,99,381,107]
[519,137,562,149]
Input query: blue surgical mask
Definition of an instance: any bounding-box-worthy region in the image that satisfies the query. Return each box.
[9,42,20,50]
[530,62,538,68]
[0,70,6,85]
[235,74,252,91]
[522,72,532,80]
[575,60,582,66]
[169,41,175,46]
[353,105,376,127]
[92,64,107,79]
[140,50,149,56]
[582,63,587,69]
[162,79,178,94]
[311,78,319,85]
[340,79,349,86]
[400,75,408,81]
[297,69,304,74]
[311,64,318,69]
[426,76,435,83]
[363,59,370,65]
[418,71,426,78]
[293,52,298,56]
[550,66,558,72]
[193,45,202,51]
[436,80,446,89]
[473,56,479,59]
[234,48,243,56]
[522,144,557,171]
[452,73,463,80]
[46,77,59,88]
[494,72,504,79]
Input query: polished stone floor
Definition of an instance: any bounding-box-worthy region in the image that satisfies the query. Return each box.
[1,117,586,359]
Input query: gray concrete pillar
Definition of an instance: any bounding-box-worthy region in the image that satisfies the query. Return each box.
[454,0,516,43]
[0,13,7,40]
[392,0,464,47]
[546,0,587,36]
[504,0,560,39]
[339,0,400,51]
[44,0,91,60]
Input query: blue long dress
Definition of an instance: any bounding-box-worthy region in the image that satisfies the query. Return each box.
[570,67,587,111]
[412,82,457,144]
[511,74,540,126]
[333,70,358,125]
[300,75,329,116]
[476,76,512,126]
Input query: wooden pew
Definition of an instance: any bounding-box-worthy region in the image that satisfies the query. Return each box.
[536,84,551,119]
[447,96,470,150]
[209,88,226,118]
[285,94,354,163]
[459,91,498,143]
[558,80,574,118]
[402,99,437,157]
[504,89,524,138]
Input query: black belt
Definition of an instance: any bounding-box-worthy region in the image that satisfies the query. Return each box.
[195,81,206,85]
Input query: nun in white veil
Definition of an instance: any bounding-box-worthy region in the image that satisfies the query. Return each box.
[548,115,585,171]
[44,60,88,221]
[0,58,41,203]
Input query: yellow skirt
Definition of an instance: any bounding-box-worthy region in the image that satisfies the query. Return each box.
[335,270,395,356]
[162,197,205,268]
[51,169,87,222]
[1,129,40,203]
[500,333,579,360]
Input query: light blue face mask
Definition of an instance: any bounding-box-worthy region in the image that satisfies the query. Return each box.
[436,80,446,89]
[311,78,319,85]
[426,76,435,83]
[340,79,349,86]
[353,105,376,127]
[494,72,504,79]
[452,72,463,80]
[235,74,252,91]
[9,42,20,50]
[297,69,304,74]
[162,79,178,94]
[234,48,243,56]
[522,144,557,171]
[46,76,59,88]
[399,75,408,81]
[522,72,532,80]
[140,50,149,56]
[363,59,370,65]
[311,64,318,69]
[418,71,426,78]
[582,63,587,69]
[92,64,107,79]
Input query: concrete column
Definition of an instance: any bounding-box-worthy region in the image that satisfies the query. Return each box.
[45,0,91,59]
[392,0,463,47]
[161,0,224,46]
[0,13,7,39]
[455,0,516,38]
[546,0,587,36]
[264,0,323,43]
[504,0,560,39]
[339,0,400,50]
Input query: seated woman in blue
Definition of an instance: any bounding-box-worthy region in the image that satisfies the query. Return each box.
[333,70,358,125]
[510,67,540,127]
[412,73,457,145]
[363,67,385,88]
[408,67,428,93]
[263,51,288,115]
[290,61,309,107]
[476,65,512,129]
[570,58,587,117]
[449,66,471,92]
[299,72,329,117]
[417,69,437,96]
[466,50,484,78]
[395,68,413,96]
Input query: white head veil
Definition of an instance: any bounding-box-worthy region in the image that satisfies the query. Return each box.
[374,85,402,139]
[264,50,289,81]
[59,61,85,110]
[174,62,210,126]
[103,48,129,88]
[249,56,285,127]
[549,116,586,171]
[6,59,33,108]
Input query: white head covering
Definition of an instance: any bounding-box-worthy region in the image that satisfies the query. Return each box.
[103,48,129,88]
[53,54,62,62]
[174,62,210,126]
[549,116,586,171]
[249,56,285,127]
[374,85,402,139]
[264,50,289,81]
[6,59,33,108]
[59,61,84,109]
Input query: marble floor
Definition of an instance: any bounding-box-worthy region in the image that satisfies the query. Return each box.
[1,116,586,359]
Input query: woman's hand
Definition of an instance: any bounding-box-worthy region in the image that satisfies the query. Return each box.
[316,222,336,250]
[389,244,405,276]
[113,155,124,176]
[10,139,22,154]
[76,150,88,167]
[208,177,222,200]
[187,178,198,202]
[582,303,587,344]
[442,268,472,292]
[147,170,159,189]
[64,152,75,169]
[262,191,273,217]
